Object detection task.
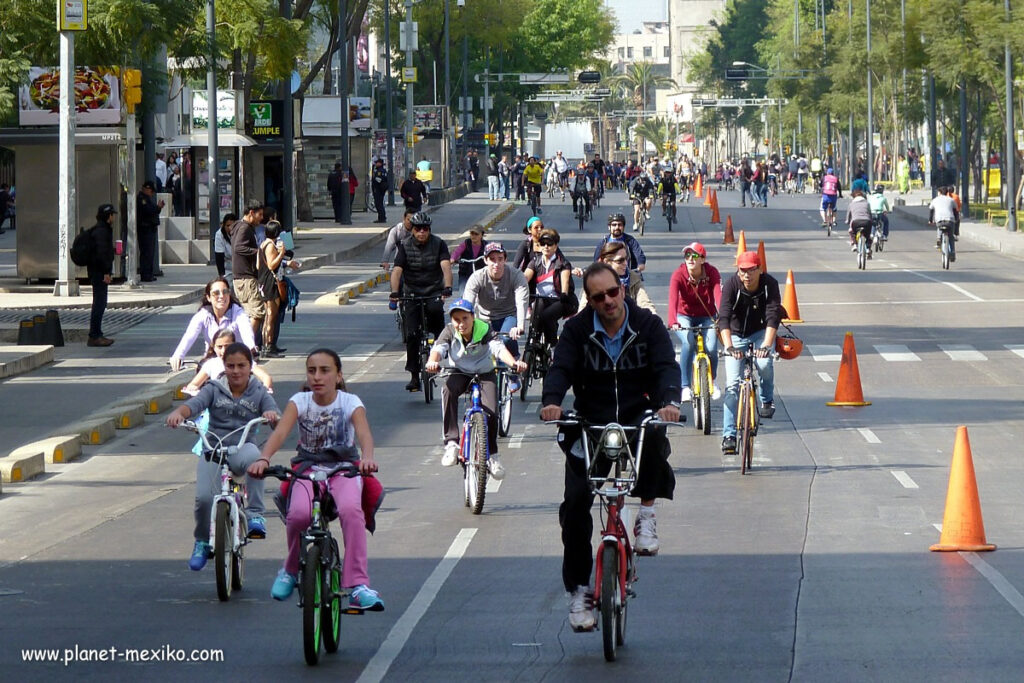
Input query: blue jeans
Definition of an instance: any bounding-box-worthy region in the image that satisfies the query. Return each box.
[673,316,718,389]
[487,314,519,357]
[722,330,775,439]
[487,175,500,199]
[500,176,510,199]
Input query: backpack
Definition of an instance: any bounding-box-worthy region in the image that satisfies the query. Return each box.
[281,276,300,322]
[70,227,94,266]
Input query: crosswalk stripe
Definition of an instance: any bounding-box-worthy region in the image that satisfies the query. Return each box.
[807,345,842,362]
[873,344,921,361]
[1006,345,1024,359]
[939,344,987,361]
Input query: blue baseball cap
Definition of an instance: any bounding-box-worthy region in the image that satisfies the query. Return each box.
[447,298,476,315]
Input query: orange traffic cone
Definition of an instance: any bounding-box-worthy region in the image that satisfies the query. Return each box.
[826,332,871,406]
[710,192,721,224]
[756,240,767,274]
[723,215,736,244]
[734,231,747,264]
[693,173,703,198]
[703,187,712,206]
[781,269,804,323]
[930,426,996,552]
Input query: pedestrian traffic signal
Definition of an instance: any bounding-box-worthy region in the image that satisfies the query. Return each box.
[123,69,142,114]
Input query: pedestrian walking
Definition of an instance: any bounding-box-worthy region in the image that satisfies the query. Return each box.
[214,213,237,280]
[499,155,511,200]
[400,169,428,212]
[87,203,117,347]
[137,180,163,282]
[230,200,267,343]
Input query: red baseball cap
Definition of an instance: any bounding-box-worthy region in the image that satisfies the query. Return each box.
[737,251,760,269]
[682,242,706,258]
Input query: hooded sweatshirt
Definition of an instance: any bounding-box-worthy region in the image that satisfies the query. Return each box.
[183,375,278,444]
[431,318,506,375]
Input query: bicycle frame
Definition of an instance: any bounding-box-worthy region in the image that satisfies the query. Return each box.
[679,325,714,396]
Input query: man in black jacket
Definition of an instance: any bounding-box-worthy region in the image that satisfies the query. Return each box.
[400,170,427,212]
[717,251,781,455]
[230,200,266,338]
[137,180,163,282]
[87,204,117,347]
[540,263,681,632]
[371,158,389,223]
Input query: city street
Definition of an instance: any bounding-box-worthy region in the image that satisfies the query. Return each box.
[2,188,1024,681]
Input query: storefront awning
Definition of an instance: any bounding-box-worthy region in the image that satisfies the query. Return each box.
[165,131,258,148]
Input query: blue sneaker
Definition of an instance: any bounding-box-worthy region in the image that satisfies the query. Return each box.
[247,515,266,539]
[508,376,521,394]
[188,541,211,571]
[271,569,298,601]
[349,584,385,611]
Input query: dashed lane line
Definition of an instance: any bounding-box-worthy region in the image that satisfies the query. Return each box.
[890,470,919,489]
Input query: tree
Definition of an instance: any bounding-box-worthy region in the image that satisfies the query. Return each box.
[610,62,675,154]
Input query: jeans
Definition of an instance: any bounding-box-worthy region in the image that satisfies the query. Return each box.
[758,182,769,206]
[722,330,775,439]
[88,270,108,339]
[740,182,753,206]
[487,314,519,357]
[138,227,157,280]
[753,182,765,206]
[193,442,265,543]
[487,175,500,200]
[284,475,368,586]
[499,176,510,199]
[673,316,719,389]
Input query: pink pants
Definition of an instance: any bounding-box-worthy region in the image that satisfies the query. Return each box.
[284,474,369,588]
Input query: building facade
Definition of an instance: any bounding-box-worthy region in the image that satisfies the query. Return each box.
[668,0,725,94]
[603,22,672,76]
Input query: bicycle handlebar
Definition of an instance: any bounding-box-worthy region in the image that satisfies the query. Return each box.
[543,409,686,429]
[262,462,361,482]
[179,416,268,454]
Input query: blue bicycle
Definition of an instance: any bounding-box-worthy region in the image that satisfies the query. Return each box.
[439,370,493,514]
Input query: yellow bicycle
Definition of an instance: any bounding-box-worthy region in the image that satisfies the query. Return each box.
[679,324,715,435]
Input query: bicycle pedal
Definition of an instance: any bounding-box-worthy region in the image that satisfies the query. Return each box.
[626,588,637,598]
[343,607,365,615]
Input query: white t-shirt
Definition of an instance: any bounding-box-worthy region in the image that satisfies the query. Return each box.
[200,357,225,379]
[291,390,364,453]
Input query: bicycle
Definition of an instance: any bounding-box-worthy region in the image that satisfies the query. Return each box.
[263,462,376,666]
[544,410,685,662]
[493,333,517,437]
[528,182,542,215]
[871,213,886,253]
[855,223,872,270]
[520,304,554,402]
[722,347,775,474]
[823,204,836,237]
[633,198,648,236]
[665,197,676,232]
[677,324,715,435]
[396,294,442,403]
[936,220,956,269]
[435,370,496,514]
[181,416,268,602]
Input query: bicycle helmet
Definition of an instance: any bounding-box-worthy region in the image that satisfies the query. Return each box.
[826,167,834,175]
[410,211,431,227]
[873,184,884,194]
[447,298,475,315]
[775,334,804,360]
[608,212,626,225]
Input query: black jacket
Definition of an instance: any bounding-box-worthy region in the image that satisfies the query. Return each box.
[542,298,681,424]
[88,219,115,276]
[137,192,161,231]
[718,273,782,339]
[371,167,389,192]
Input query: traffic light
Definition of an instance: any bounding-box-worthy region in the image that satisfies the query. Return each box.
[123,69,142,114]
[577,71,601,84]
[410,126,423,143]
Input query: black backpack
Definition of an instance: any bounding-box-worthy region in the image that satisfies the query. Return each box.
[70,227,94,267]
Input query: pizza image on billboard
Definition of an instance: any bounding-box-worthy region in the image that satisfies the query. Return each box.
[19,66,122,125]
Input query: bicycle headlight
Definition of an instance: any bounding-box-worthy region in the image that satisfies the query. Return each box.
[599,424,628,460]
[603,430,624,451]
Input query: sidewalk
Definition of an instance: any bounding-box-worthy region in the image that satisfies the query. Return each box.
[893,188,1024,259]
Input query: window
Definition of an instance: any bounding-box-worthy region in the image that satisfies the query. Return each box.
[627,47,633,59]
[618,47,625,59]
[643,46,652,58]
[664,46,670,58]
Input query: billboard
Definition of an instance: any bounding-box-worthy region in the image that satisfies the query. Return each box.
[193,90,238,130]
[18,66,122,126]
[413,106,446,136]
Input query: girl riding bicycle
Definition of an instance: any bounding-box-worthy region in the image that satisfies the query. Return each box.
[183,328,274,395]
[667,242,722,401]
[166,343,280,570]
[247,349,384,611]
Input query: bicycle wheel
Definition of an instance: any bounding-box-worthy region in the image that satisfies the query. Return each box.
[857,236,867,270]
[600,542,619,662]
[738,384,752,475]
[578,208,585,231]
[214,501,232,602]
[498,373,512,437]
[465,413,487,514]
[231,510,245,591]
[826,213,832,237]
[941,233,950,270]
[520,348,534,402]
[698,357,712,436]
[667,204,675,231]
[302,545,324,666]
[322,538,342,653]
[639,212,645,236]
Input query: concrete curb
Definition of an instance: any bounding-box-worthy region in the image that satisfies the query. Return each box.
[315,270,389,307]
[0,450,45,483]
[13,435,83,464]
[65,416,119,446]
[0,345,54,380]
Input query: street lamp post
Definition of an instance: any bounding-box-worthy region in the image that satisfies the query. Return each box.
[404,0,414,180]
[338,0,352,224]
[866,0,874,186]
[1006,0,1017,232]
[384,0,395,205]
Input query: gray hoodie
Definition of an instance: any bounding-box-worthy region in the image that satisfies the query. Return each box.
[183,375,278,444]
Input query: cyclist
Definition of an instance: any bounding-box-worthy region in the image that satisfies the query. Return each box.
[810,155,823,192]
[718,251,781,455]
[657,169,680,216]
[819,167,843,227]
[389,212,453,392]
[553,150,570,190]
[570,162,593,220]
[598,240,655,313]
[169,277,259,370]
[796,154,809,192]
[523,229,577,347]
[867,184,891,242]
[248,348,384,611]
[522,155,544,213]
[629,174,656,232]
[667,242,722,402]
[462,242,529,365]
[183,328,274,395]
[846,189,873,254]
[166,342,280,570]
[592,154,606,196]
[425,299,527,473]
[449,224,488,286]
[592,213,647,273]
[928,186,959,261]
[540,262,681,630]
[380,210,414,270]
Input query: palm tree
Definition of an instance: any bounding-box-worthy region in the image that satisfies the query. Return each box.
[633,117,673,157]
[609,62,676,155]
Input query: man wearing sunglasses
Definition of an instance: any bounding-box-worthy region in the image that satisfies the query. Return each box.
[540,262,681,632]
[718,251,782,455]
[389,212,453,391]
[591,213,646,273]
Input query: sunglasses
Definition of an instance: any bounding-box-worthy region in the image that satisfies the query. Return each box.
[606,256,628,264]
[739,266,759,275]
[588,285,622,304]
[209,289,230,296]
[684,253,702,261]
[411,225,431,232]
[539,240,557,247]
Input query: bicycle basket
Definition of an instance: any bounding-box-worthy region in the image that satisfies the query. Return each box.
[775,322,803,360]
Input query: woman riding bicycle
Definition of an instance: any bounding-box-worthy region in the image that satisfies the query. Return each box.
[248,348,384,611]
[183,328,274,395]
[846,189,873,253]
[169,277,259,370]
[598,241,655,314]
[667,242,722,402]
[523,229,577,347]
[166,343,280,570]
[425,299,526,474]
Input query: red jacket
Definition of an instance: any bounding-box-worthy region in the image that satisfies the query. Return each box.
[667,263,722,326]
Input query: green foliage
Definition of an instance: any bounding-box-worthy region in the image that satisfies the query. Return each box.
[519,0,614,73]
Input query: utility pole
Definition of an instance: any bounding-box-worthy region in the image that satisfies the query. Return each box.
[461,33,469,175]
[338,0,352,224]
[206,0,220,262]
[280,0,294,230]
[403,0,414,180]
[1005,0,1017,231]
[866,0,874,186]
[959,79,968,214]
[384,0,395,205]
[444,0,453,187]
[928,73,937,196]
[56,10,81,296]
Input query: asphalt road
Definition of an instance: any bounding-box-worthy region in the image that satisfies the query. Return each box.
[2,187,1024,681]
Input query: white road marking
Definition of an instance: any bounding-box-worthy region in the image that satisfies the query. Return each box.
[807,345,843,362]
[960,552,1024,622]
[857,428,881,443]
[1006,344,1024,359]
[340,343,385,362]
[801,298,1024,306]
[903,268,984,301]
[890,470,919,489]
[940,344,987,361]
[817,372,834,382]
[874,344,921,361]
[357,528,478,683]
[508,433,525,449]
[527,401,540,413]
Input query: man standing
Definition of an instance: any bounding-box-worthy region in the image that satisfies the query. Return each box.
[137,180,163,282]
[400,169,428,212]
[718,251,781,455]
[327,162,345,222]
[371,159,389,223]
[540,263,681,630]
[469,150,480,191]
[231,200,266,340]
[154,153,167,192]
[388,212,453,391]
[592,213,646,273]
[498,155,511,200]
[486,154,500,200]
[931,159,955,197]
[513,154,526,201]
[87,204,117,347]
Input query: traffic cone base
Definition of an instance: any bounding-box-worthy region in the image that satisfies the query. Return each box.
[781,269,803,323]
[826,332,871,406]
[930,426,995,552]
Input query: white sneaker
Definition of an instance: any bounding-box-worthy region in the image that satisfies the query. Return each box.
[441,442,459,467]
[488,455,506,480]
[568,586,596,631]
[634,509,659,556]
[680,387,693,402]
[711,384,722,401]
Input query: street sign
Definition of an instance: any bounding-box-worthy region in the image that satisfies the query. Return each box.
[399,22,418,51]
[58,0,88,31]
[691,98,784,108]
[478,96,493,110]
[518,73,571,85]
[402,67,417,83]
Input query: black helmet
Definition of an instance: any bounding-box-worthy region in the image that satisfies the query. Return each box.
[873,184,884,194]
[608,213,626,225]
[410,211,432,227]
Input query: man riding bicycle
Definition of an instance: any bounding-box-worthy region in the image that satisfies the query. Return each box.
[540,262,681,631]
[553,151,570,189]
[523,156,544,213]
[571,163,593,220]
[462,242,530,379]
[929,186,960,262]
[718,251,781,455]
[628,173,655,231]
[591,154,607,195]
[425,298,526,476]
[592,213,646,273]
[668,242,722,402]
[846,189,873,253]
[868,184,891,241]
[819,167,843,227]
[657,169,680,216]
